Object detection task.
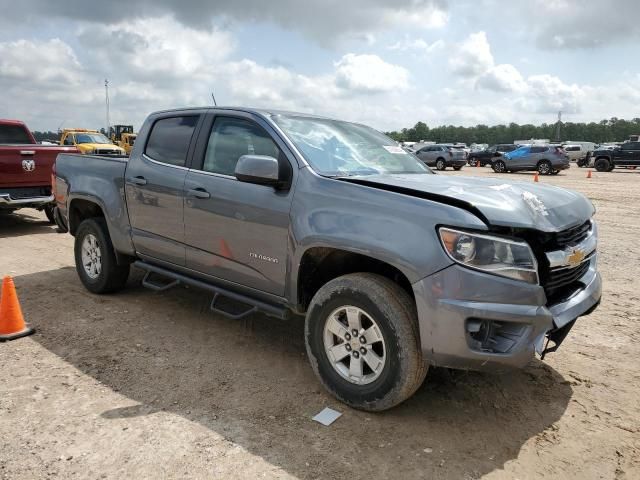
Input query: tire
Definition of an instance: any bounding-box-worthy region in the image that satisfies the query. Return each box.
[492,160,506,173]
[594,157,610,172]
[44,204,56,224]
[305,273,427,411]
[74,218,130,294]
[577,158,586,168]
[453,166,462,171]
[537,160,552,175]
[469,157,479,167]
[435,158,446,170]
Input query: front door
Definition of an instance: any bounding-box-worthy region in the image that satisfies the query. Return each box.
[183,113,295,296]
[125,114,201,266]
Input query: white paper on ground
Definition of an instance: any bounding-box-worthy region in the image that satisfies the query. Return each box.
[312,407,342,426]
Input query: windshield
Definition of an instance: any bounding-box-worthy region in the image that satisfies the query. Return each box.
[272,114,432,176]
[75,133,111,144]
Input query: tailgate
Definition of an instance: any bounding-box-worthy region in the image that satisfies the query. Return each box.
[0,146,70,188]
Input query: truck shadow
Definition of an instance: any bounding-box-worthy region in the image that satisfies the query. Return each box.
[19,267,573,479]
[0,210,57,238]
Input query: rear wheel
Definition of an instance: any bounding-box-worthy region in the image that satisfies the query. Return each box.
[594,157,610,172]
[492,160,506,173]
[44,204,55,224]
[305,273,427,411]
[537,160,552,175]
[74,218,130,294]
[435,158,446,170]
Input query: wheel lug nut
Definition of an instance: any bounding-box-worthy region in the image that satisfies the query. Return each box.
[360,347,366,355]
[359,336,366,344]
[345,333,351,341]
[352,351,359,359]
[352,329,358,336]
[345,344,352,351]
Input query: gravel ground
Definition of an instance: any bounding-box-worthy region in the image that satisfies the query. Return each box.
[1,165,639,479]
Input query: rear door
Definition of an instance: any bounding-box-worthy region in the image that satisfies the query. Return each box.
[183,111,295,296]
[125,113,203,266]
[619,142,640,166]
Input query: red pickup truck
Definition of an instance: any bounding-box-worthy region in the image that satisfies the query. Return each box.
[0,119,77,222]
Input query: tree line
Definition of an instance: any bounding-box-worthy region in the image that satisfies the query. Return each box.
[385,117,640,145]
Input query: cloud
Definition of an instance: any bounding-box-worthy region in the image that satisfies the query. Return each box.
[334,54,409,93]
[0,0,449,46]
[477,64,527,93]
[388,36,445,56]
[518,74,585,114]
[527,0,640,49]
[448,31,494,77]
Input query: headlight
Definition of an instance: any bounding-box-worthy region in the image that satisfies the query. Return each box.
[439,227,539,284]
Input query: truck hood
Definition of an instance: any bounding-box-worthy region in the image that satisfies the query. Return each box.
[76,143,125,153]
[341,174,594,233]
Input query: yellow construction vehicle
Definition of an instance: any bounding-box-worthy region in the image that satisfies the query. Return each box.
[59,129,125,155]
[109,125,137,155]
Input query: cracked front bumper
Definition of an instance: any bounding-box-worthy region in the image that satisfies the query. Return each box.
[412,256,601,372]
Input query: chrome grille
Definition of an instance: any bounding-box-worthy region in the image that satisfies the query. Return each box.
[553,221,591,249]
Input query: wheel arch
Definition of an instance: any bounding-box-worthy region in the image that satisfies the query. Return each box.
[295,246,414,313]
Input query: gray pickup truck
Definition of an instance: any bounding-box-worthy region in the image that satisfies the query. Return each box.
[54,107,602,411]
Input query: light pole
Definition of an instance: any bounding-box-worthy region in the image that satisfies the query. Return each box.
[105,79,111,135]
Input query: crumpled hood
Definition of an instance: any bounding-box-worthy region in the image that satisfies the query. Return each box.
[344,174,595,232]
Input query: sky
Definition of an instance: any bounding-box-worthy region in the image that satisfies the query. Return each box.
[0,0,639,132]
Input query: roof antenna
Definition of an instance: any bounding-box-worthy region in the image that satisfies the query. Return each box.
[211,92,217,106]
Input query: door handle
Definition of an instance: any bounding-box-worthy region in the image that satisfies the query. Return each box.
[187,188,210,199]
[126,176,147,186]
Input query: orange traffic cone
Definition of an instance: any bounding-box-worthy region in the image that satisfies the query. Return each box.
[533,172,539,182]
[0,276,35,341]
[587,170,592,179]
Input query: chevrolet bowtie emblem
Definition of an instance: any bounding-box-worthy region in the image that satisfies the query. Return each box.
[567,248,586,268]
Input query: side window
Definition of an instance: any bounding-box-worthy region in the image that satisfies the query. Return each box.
[64,134,74,146]
[530,146,546,153]
[202,117,280,176]
[145,116,199,167]
[622,142,640,150]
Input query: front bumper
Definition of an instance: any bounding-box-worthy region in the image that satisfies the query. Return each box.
[412,256,601,372]
[0,193,55,208]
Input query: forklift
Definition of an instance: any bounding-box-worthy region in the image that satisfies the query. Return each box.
[109,124,137,155]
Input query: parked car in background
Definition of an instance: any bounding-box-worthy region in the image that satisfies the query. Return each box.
[562,144,588,162]
[468,144,519,167]
[415,144,466,170]
[0,119,78,221]
[492,144,570,175]
[59,129,125,155]
[586,142,640,171]
[54,106,601,411]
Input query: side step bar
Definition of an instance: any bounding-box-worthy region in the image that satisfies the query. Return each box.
[133,261,289,320]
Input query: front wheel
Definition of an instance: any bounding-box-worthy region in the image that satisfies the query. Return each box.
[492,160,506,173]
[74,218,130,294]
[435,158,446,170]
[305,273,427,411]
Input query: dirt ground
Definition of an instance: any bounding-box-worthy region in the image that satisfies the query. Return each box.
[1,165,639,479]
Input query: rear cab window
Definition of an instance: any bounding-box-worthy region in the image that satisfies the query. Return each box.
[145,116,199,167]
[0,124,33,144]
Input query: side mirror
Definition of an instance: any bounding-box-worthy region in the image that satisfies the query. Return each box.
[235,155,280,186]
